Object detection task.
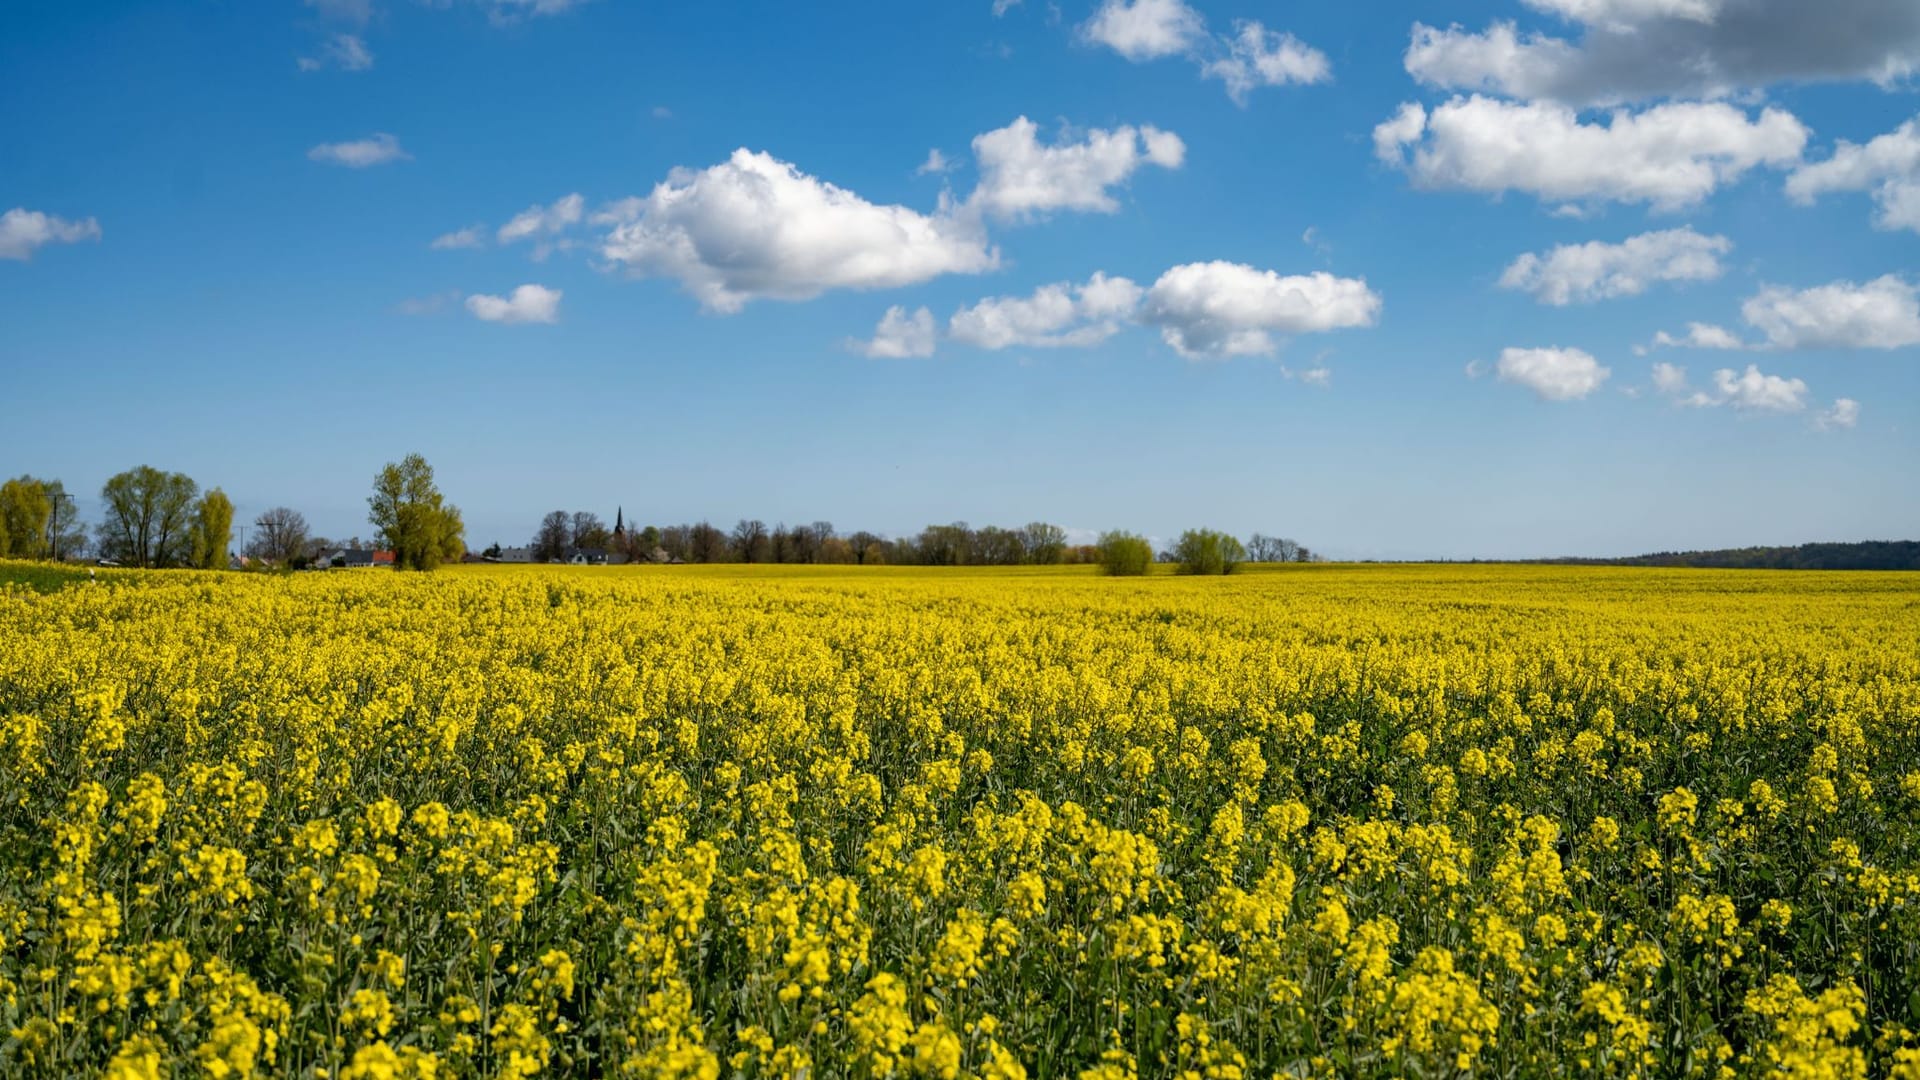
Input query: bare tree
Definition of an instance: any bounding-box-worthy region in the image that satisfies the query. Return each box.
[731,519,769,562]
[570,511,609,551]
[847,530,883,565]
[533,511,571,562]
[250,507,311,565]
[690,521,728,563]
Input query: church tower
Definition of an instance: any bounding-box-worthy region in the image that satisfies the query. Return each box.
[613,506,626,539]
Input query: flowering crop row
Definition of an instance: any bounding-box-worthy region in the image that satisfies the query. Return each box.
[2,563,1918,1078]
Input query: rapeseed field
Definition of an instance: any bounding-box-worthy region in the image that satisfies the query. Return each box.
[2,564,1918,1078]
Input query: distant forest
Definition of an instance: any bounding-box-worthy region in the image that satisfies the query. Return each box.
[1542,540,1920,571]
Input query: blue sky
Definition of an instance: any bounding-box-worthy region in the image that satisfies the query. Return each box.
[3,0,1916,559]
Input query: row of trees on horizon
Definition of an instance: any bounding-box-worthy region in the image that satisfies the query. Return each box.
[0,454,466,572]
[0,454,1319,573]
[513,511,1318,569]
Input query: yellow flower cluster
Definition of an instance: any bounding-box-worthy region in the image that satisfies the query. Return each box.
[1,562,1917,1077]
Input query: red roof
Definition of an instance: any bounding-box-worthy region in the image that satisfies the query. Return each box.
[372,550,396,565]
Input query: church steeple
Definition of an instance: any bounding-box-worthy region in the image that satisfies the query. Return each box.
[613,506,626,538]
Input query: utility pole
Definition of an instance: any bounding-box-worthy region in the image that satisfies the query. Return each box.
[47,490,75,562]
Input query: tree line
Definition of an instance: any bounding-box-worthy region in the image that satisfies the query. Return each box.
[0,454,464,572]
[513,511,1317,575]
[5,451,1321,576]
[0,469,231,569]
[1541,540,1920,571]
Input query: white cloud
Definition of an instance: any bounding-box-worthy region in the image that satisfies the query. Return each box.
[599,149,997,313]
[298,32,373,72]
[1080,0,1205,60]
[992,0,1021,14]
[488,0,589,14]
[1650,360,1689,394]
[0,208,102,261]
[948,272,1143,350]
[307,133,409,168]
[1201,21,1332,104]
[1403,2,1920,106]
[498,193,584,256]
[1651,322,1748,350]
[1286,364,1333,386]
[1816,398,1861,430]
[1499,227,1731,305]
[1705,364,1809,411]
[917,149,953,176]
[1786,115,1920,234]
[1525,0,1723,26]
[1374,96,1806,211]
[465,284,562,324]
[1495,346,1610,400]
[1658,361,1811,411]
[1464,358,1488,378]
[1083,1,1331,102]
[1741,276,1920,350]
[430,225,486,250]
[450,0,592,25]
[965,117,1183,222]
[855,305,937,359]
[1139,262,1382,359]
[1372,103,1429,166]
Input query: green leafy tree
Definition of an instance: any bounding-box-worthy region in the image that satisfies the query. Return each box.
[97,466,199,567]
[189,488,234,570]
[368,453,465,572]
[1096,530,1153,576]
[1173,528,1247,575]
[0,476,53,559]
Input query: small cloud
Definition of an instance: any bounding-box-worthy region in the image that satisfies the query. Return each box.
[298,32,373,72]
[964,117,1184,222]
[949,273,1141,350]
[853,305,937,359]
[1651,360,1689,395]
[1500,228,1731,307]
[917,148,953,176]
[396,289,463,316]
[466,283,562,324]
[1649,322,1749,351]
[1282,364,1332,386]
[650,105,673,120]
[1139,261,1380,359]
[0,207,102,261]
[308,133,409,168]
[992,0,1021,14]
[1201,20,1331,105]
[1655,360,1811,413]
[430,225,486,250]
[469,0,593,26]
[1815,397,1861,430]
[1463,359,1486,379]
[1494,346,1610,401]
[1080,0,1205,61]
[498,193,583,245]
